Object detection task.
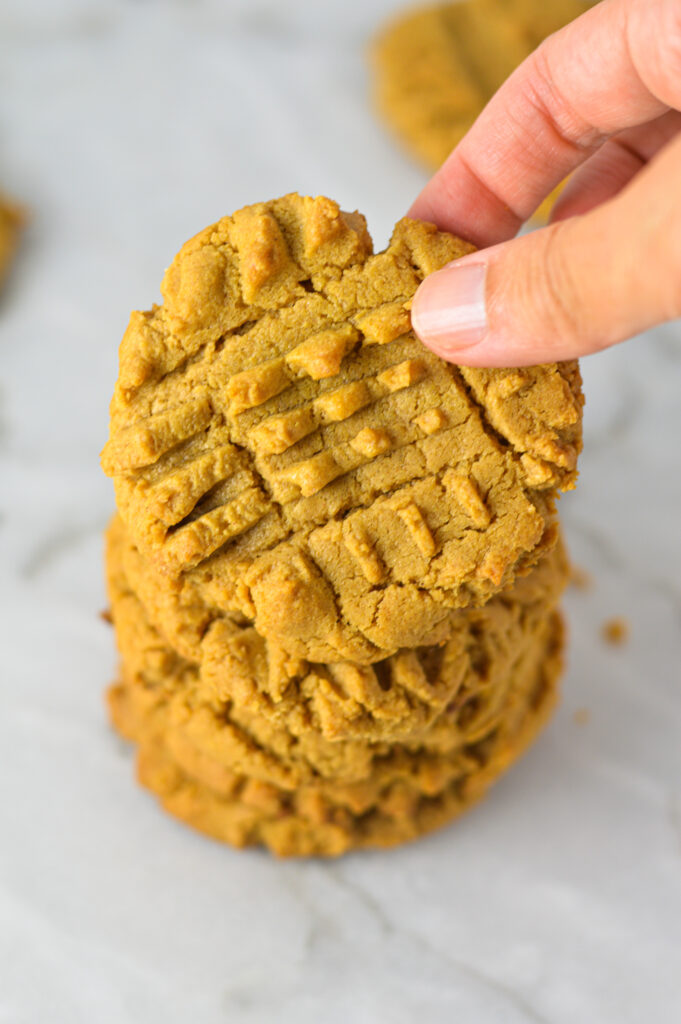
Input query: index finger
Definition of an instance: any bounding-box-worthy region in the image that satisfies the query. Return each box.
[409,0,680,246]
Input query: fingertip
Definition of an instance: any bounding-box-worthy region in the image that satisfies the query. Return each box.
[411,261,488,358]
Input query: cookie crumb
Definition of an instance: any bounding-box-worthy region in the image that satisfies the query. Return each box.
[0,192,26,289]
[570,565,592,591]
[573,707,590,726]
[601,617,629,647]
[100,608,113,625]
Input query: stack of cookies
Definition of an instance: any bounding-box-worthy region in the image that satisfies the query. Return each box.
[102,194,583,856]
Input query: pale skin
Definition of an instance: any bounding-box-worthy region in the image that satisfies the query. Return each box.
[409,0,681,367]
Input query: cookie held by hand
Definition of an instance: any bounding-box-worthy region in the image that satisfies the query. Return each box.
[102,193,582,661]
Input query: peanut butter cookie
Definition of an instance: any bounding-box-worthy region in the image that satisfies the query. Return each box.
[107,513,566,781]
[109,613,563,856]
[372,0,592,171]
[108,514,569,746]
[101,194,582,663]
[106,536,564,855]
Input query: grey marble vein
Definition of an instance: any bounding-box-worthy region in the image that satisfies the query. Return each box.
[323,865,553,1024]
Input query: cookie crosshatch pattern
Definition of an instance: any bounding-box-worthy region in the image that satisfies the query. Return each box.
[109,516,569,749]
[112,649,563,858]
[109,514,570,745]
[102,194,583,663]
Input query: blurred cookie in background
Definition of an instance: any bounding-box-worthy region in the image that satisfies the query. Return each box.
[371,0,592,218]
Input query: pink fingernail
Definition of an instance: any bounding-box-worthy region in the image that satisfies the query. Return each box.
[412,262,488,352]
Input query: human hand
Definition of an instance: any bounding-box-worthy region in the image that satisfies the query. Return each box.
[409,0,681,366]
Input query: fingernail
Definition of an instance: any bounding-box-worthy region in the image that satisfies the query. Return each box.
[411,262,488,352]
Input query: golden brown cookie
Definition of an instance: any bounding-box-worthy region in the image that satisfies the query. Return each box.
[107,513,569,746]
[372,0,592,170]
[372,0,591,217]
[107,513,565,788]
[0,193,25,289]
[110,613,563,856]
[101,194,582,662]
[109,607,561,797]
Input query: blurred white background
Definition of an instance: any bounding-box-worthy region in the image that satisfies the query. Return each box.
[1,2,680,1021]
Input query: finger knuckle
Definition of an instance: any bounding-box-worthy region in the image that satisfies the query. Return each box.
[662,2,681,86]
[537,223,586,345]
[641,0,681,106]
[524,45,604,153]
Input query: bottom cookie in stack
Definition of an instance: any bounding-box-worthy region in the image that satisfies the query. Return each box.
[106,520,566,857]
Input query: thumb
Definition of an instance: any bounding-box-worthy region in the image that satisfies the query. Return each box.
[411,132,681,367]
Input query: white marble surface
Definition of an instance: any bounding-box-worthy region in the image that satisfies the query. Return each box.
[1,1,681,1021]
